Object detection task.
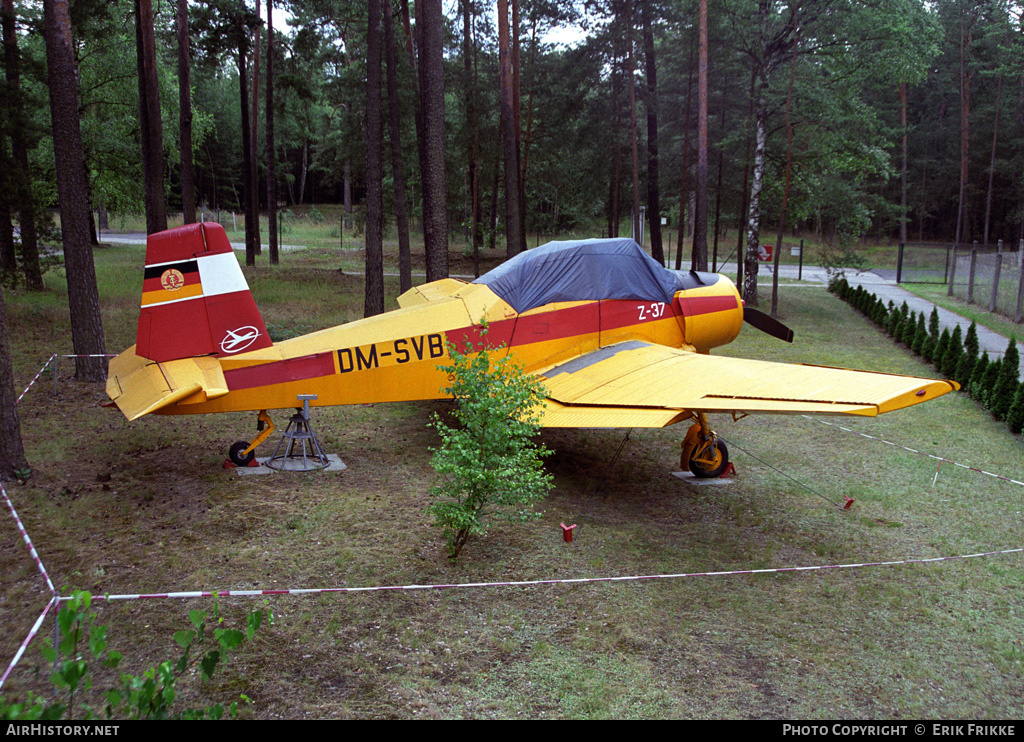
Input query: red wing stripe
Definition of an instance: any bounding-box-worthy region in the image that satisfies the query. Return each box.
[224,352,336,391]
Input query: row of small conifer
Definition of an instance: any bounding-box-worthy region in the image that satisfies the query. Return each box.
[828,277,1024,435]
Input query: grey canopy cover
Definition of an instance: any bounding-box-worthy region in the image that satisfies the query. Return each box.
[473,238,692,313]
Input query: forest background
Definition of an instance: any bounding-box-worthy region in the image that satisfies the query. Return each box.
[3,0,1022,289]
[1,0,1023,472]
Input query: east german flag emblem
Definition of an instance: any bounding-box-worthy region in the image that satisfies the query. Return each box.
[142,260,202,306]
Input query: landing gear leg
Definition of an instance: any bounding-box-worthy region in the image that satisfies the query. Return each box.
[228,410,275,467]
[680,412,729,478]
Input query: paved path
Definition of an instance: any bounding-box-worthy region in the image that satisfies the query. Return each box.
[97,231,306,252]
[756,263,1024,377]
[841,269,1024,377]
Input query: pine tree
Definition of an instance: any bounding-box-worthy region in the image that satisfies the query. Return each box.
[888,307,902,338]
[912,314,927,355]
[941,325,962,378]
[1006,382,1024,435]
[990,337,1020,420]
[955,321,979,386]
[933,328,950,373]
[928,307,940,340]
[902,310,919,346]
[980,357,1002,409]
[969,351,991,402]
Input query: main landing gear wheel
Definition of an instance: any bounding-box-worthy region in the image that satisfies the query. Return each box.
[680,413,729,478]
[229,441,255,467]
[688,439,729,478]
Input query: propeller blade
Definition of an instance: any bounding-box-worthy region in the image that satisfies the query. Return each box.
[744,307,794,343]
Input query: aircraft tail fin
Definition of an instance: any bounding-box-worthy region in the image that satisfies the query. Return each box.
[136,223,273,362]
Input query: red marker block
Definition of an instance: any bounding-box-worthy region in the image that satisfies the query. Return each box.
[560,523,578,543]
[843,497,855,510]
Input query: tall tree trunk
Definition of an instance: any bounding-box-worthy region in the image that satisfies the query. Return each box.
[0,284,29,479]
[2,0,42,289]
[641,2,662,264]
[298,137,307,205]
[676,59,694,270]
[498,0,524,257]
[250,1,261,253]
[462,0,481,275]
[736,67,755,292]
[402,0,426,243]
[383,0,410,290]
[365,0,384,317]
[266,0,278,263]
[692,0,709,270]
[177,0,196,225]
[512,0,526,246]
[955,13,972,246]
[344,157,352,229]
[0,198,15,280]
[415,0,448,278]
[899,81,907,245]
[135,0,167,235]
[625,0,640,244]
[744,64,769,307]
[984,74,1002,246]
[44,0,106,381]
[239,46,256,266]
[488,160,499,250]
[520,13,538,189]
[418,0,448,279]
[771,52,797,318]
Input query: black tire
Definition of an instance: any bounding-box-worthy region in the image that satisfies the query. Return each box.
[229,440,256,467]
[689,439,729,479]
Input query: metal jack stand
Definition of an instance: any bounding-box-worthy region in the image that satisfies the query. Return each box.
[266,394,331,472]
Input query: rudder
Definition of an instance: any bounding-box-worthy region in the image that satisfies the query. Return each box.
[136,223,272,362]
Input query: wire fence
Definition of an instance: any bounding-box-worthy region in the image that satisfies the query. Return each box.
[947,244,1024,321]
[898,241,1024,322]
[896,242,954,284]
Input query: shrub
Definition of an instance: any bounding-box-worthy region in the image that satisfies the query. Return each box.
[969,352,991,403]
[933,328,950,374]
[940,325,962,378]
[428,325,553,560]
[955,321,979,386]
[990,337,1020,421]
[980,356,1002,409]
[912,314,927,355]
[1006,382,1024,435]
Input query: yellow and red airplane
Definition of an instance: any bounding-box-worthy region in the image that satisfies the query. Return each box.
[106,222,958,475]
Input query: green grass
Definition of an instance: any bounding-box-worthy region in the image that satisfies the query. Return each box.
[1,242,1022,718]
[900,282,1023,341]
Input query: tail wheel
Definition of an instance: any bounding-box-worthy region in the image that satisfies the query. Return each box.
[229,440,256,467]
[689,439,729,478]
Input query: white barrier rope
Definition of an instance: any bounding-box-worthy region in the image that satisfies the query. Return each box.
[0,483,56,595]
[0,597,57,691]
[78,547,1022,603]
[15,354,55,404]
[804,416,1024,488]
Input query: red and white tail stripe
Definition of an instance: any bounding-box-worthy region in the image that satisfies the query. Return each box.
[136,223,272,362]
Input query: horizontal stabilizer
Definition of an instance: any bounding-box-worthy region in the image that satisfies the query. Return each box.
[106,346,228,421]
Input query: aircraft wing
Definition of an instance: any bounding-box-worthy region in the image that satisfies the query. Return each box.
[535,341,958,428]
